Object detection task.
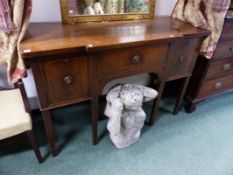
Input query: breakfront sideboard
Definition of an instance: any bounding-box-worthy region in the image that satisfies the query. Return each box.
[19,16,209,156]
[185,18,233,112]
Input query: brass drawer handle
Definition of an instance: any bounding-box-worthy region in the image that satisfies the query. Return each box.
[131,55,143,63]
[222,63,231,71]
[214,82,222,89]
[179,56,185,63]
[64,76,73,84]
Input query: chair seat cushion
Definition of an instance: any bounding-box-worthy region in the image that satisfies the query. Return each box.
[0,89,32,140]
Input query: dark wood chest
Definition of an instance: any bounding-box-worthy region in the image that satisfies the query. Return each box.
[185,18,233,112]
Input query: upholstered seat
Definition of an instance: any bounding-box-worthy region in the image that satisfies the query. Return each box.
[0,89,32,140]
[0,81,43,163]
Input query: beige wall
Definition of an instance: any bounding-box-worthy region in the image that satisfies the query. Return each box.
[30,0,177,22]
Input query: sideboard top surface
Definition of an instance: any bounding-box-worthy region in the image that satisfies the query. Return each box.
[20,16,209,59]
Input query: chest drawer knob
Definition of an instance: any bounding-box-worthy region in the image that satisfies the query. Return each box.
[222,63,231,71]
[179,56,185,63]
[214,82,222,89]
[131,55,143,63]
[64,76,73,84]
[230,47,233,53]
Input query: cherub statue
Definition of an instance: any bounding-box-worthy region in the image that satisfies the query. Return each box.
[93,2,104,14]
[104,84,158,148]
[83,0,104,15]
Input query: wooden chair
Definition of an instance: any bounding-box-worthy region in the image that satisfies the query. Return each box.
[0,80,43,163]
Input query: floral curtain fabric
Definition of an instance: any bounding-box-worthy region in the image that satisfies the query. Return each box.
[172,0,231,59]
[0,0,14,33]
[0,0,32,83]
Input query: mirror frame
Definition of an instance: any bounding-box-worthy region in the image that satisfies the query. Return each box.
[60,0,156,24]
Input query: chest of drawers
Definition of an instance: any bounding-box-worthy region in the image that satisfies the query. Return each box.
[185,18,233,112]
[20,17,208,156]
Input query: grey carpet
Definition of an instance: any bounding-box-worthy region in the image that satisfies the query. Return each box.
[1,93,233,175]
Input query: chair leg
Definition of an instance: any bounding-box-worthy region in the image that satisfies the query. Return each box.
[27,131,43,163]
[91,97,99,145]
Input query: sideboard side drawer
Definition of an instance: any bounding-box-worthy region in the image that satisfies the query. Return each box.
[197,75,233,98]
[168,38,199,79]
[98,43,169,77]
[41,56,90,105]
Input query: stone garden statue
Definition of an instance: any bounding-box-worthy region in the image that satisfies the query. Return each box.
[104,84,158,148]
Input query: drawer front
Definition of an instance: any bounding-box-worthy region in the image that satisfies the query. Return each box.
[98,43,169,77]
[220,20,233,41]
[205,57,233,80]
[214,40,233,59]
[198,75,233,98]
[168,38,199,79]
[42,56,90,105]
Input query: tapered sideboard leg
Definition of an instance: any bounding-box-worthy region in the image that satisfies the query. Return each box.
[42,110,57,157]
[173,77,191,115]
[149,81,165,126]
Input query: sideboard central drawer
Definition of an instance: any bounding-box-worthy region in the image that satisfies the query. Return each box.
[97,44,169,77]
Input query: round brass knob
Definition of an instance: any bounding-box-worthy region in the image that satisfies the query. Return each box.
[64,76,73,84]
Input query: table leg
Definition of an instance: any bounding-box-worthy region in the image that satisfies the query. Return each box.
[149,81,165,126]
[184,101,197,113]
[91,97,99,145]
[173,77,191,115]
[42,110,57,156]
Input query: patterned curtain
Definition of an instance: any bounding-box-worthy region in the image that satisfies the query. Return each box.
[0,0,32,83]
[172,0,231,59]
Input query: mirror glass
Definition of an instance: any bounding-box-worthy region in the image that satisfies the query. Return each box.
[67,0,151,16]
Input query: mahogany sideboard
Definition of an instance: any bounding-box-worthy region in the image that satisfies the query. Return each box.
[19,16,209,156]
[185,18,233,112]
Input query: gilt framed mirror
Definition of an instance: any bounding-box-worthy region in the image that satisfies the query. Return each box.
[60,0,156,23]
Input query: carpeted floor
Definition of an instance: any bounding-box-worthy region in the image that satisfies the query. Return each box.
[1,93,233,175]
